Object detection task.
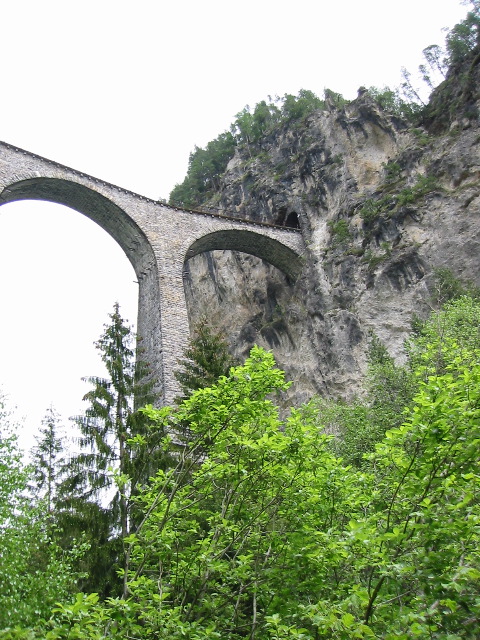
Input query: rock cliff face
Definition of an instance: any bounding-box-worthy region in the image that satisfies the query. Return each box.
[183,51,480,404]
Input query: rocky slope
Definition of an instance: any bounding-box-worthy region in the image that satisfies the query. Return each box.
[183,50,480,404]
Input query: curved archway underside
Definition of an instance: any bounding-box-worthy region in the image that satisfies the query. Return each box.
[0,177,154,278]
[186,230,303,281]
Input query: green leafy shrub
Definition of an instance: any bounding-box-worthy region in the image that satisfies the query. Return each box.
[327,219,351,244]
[366,86,423,121]
[358,195,390,222]
[5,329,480,638]
[361,248,389,270]
[0,407,87,630]
[359,174,439,223]
[383,160,402,183]
[445,4,480,64]
[409,295,480,377]
[430,266,480,306]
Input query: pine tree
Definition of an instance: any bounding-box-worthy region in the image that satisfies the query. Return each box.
[30,406,67,514]
[61,302,159,596]
[0,398,84,627]
[174,317,237,401]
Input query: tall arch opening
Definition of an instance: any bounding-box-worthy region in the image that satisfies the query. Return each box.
[0,177,155,279]
[182,230,304,399]
[0,199,138,450]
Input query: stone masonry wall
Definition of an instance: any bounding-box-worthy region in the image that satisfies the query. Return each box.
[0,141,305,404]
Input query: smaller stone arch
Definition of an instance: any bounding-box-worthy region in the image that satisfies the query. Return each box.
[185,229,303,281]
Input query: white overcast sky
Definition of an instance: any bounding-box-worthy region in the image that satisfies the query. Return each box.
[0,0,468,451]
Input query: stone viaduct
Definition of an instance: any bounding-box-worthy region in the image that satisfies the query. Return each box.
[0,141,306,404]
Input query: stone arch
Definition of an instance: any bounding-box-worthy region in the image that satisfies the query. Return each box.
[0,177,156,278]
[0,176,163,400]
[185,229,303,281]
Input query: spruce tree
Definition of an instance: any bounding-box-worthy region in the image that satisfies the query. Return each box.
[62,302,159,596]
[30,406,67,515]
[174,317,237,401]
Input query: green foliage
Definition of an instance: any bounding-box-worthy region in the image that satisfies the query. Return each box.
[411,126,430,146]
[357,350,480,636]
[0,397,86,630]
[174,318,237,401]
[303,337,480,638]
[382,160,402,183]
[361,248,389,270]
[324,88,348,109]
[445,2,480,64]
[60,303,159,597]
[231,100,281,146]
[400,64,429,107]
[366,86,423,121]
[280,89,325,123]
[0,509,87,630]
[366,333,415,420]
[169,131,236,208]
[6,324,480,637]
[29,406,67,514]
[358,196,386,223]
[430,266,480,306]
[409,295,480,376]
[327,297,480,474]
[327,219,351,245]
[0,396,27,523]
[124,348,306,635]
[419,44,448,90]
[16,339,480,637]
[359,173,439,223]
[70,302,157,504]
[397,3,479,117]
[316,334,415,468]
[397,174,438,205]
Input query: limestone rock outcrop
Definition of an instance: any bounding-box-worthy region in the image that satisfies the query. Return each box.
[183,51,480,404]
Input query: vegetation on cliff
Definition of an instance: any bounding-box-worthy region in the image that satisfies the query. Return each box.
[174,318,237,401]
[1,5,480,638]
[169,89,336,209]
[169,3,478,213]
[2,295,480,638]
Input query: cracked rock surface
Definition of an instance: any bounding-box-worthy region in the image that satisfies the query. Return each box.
[183,53,480,404]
